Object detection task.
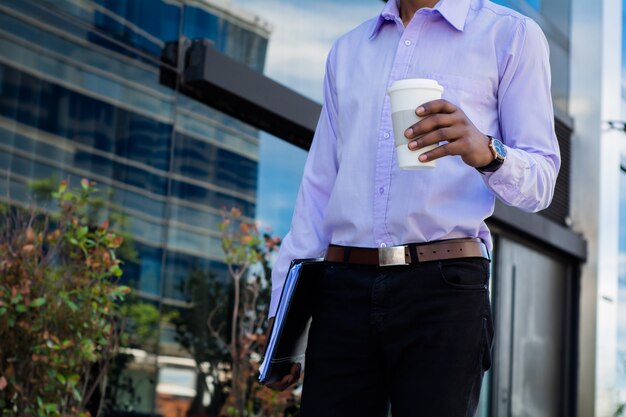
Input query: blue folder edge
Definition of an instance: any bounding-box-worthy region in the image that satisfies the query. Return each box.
[258,258,323,383]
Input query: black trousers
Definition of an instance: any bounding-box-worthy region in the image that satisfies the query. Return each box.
[300,258,494,417]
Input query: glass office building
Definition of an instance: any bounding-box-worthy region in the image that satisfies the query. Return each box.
[0,0,270,414]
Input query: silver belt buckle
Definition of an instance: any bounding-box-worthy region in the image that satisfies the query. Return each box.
[378,246,408,267]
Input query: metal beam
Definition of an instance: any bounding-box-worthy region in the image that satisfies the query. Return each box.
[182,39,321,150]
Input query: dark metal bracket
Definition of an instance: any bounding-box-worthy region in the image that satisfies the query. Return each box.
[178,39,321,150]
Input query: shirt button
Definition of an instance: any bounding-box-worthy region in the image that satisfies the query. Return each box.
[383,131,390,139]
[380,242,387,248]
[379,187,385,194]
[404,40,412,46]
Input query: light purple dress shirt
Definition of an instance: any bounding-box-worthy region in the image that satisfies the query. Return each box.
[269,0,560,317]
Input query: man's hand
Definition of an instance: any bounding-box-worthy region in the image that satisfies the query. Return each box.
[262,317,301,391]
[266,362,302,391]
[403,99,494,168]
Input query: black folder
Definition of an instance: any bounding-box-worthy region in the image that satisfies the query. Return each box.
[258,258,324,385]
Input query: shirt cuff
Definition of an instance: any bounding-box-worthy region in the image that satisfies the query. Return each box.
[481,146,532,206]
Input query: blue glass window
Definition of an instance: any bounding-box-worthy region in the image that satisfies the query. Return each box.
[173,133,258,199]
[526,0,541,10]
[0,63,173,172]
[163,252,229,301]
[120,242,163,296]
[170,179,256,218]
[182,3,268,71]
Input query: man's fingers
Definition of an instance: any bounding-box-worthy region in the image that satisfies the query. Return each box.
[265,362,301,391]
[282,373,294,386]
[291,362,302,379]
[404,100,459,139]
[416,99,457,117]
[408,126,464,150]
[267,376,291,391]
[418,141,464,162]
[277,364,300,389]
[404,113,457,139]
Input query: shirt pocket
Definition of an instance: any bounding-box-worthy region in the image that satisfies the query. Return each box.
[427,73,497,134]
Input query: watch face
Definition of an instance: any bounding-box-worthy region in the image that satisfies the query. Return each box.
[492,138,507,159]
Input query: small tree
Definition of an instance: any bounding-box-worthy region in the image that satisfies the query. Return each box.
[0,179,130,416]
[210,208,293,417]
[173,268,231,416]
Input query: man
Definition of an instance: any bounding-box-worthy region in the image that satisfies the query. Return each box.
[267,0,559,416]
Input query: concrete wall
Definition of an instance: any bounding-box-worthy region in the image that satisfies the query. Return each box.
[569,0,622,415]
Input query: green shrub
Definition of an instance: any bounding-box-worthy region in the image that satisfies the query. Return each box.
[0,179,130,417]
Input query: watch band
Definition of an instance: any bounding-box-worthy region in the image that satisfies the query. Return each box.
[476,136,506,174]
[476,158,503,173]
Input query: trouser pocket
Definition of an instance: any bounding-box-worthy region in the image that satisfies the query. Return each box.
[438,258,490,290]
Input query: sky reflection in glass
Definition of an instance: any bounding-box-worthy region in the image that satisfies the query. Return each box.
[232,0,382,237]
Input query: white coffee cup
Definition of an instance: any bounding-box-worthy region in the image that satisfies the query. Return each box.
[387,78,444,170]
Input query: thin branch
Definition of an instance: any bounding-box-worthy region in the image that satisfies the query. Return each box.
[80,362,92,406]
[230,274,241,361]
[227,263,237,282]
[83,316,123,411]
[84,363,106,413]
[207,304,229,352]
[94,374,107,417]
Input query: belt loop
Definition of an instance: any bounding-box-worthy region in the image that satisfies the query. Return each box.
[343,247,351,264]
[408,245,418,264]
[479,237,491,261]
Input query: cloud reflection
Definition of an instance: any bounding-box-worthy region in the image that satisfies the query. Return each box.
[231,0,382,236]
[234,0,382,100]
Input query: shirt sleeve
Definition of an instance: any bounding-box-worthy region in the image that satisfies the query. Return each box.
[482,18,561,213]
[268,47,339,317]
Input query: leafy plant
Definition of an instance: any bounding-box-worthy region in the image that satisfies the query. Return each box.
[0,179,130,416]
[178,207,294,417]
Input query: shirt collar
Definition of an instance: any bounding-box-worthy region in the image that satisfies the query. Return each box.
[369,0,471,39]
[437,0,471,32]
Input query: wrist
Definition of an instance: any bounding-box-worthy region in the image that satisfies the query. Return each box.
[477,135,495,166]
[476,136,507,173]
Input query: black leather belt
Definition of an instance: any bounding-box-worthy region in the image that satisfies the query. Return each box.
[324,238,490,267]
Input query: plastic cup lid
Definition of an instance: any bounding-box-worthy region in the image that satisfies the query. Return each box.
[388,78,443,94]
